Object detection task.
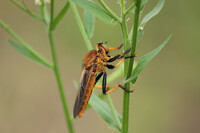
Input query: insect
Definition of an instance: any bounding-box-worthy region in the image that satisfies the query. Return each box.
[73,42,136,118]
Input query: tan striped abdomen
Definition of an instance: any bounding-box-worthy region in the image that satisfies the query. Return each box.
[77,73,96,117]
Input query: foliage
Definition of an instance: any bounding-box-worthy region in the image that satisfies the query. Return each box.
[0,0,170,133]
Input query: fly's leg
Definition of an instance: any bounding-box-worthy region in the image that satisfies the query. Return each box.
[102,72,107,94]
[106,55,135,69]
[94,72,134,94]
[105,84,134,94]
[94,72,103,85]
[109,44,123,51]
[107,48,136,62]
[94,72,109,93]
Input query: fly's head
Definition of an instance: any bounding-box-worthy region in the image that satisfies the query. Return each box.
[97,42,109,55]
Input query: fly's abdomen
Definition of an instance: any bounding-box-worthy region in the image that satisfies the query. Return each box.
[77,74,96,118]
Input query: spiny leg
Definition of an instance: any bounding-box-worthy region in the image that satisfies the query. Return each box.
[102,72,107,94]
[93,72,109,94]
[109,44,123,51]
[94,86,109,89]
[105,84,134,94]
[94,72,103,85]
[94,73,134,94]
[107,48,136,62]
[106,55,135,69]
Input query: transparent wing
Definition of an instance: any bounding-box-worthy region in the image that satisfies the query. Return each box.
[73,69,90,118]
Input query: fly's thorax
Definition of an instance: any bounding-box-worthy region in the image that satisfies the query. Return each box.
[97,49,108,62]
[94,58,106,73]
[83,50,97,69]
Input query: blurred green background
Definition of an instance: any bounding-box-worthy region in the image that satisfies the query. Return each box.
[0,0,200,133]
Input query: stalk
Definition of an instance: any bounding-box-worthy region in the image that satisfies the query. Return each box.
[48,1,74,133]
[69,1,93,50]
[0,20,52,68]
[120,0,141,133]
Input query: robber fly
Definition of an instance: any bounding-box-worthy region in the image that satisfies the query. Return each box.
[73,42,136,118]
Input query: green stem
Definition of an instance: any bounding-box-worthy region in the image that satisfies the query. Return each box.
[48,32,74,133]
[48,1,74,133]
[97,0,121,22]
[121,0,142,133]
[120,1,131,132]
[10,0,42,20]
[0,20,52,68]
[106,95,122,130]
[125,3,135,14]
[69,1,93,51]
[127,0,141,75]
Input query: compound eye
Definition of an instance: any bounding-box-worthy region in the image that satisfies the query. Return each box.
[102,44,109,53]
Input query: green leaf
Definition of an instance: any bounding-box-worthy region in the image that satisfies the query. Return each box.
[73,80,121,130]
[124,35,171,84]
[129,9,135,14]
[89,94,121,130]
[129,0,165,42]
[131,77,138,84]
[71,0,118,24]
[83,10,95,38]
[140,0,165,27]
[51,1,70,30]
[8,39,51,68]
[141,0,149,11]
[107,64,124,83]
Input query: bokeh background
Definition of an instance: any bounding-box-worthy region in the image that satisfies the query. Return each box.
[0,0,200,133]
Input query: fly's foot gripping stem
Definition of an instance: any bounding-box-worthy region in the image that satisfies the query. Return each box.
[105,84,134,94]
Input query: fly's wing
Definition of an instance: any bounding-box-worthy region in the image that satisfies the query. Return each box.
[73,69,90,118]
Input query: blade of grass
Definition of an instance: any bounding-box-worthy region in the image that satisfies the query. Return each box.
[71,0,119,24]
[83,10,95,38]
[124,35,171,83]
[0,20,52,68]
[140,0,165,27]
[89,94,122,130]
[8,39,51,68]
[51,1,70,30]
[97,0,121,22]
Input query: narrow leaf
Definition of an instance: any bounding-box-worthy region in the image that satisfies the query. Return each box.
[129,0,165,42]
[52,1,70,30]
[141,0,149,11]
[71,0,118,24]
[124,35,171,84]
[83,10,95,38]
[8,39,51,68]
[89,94,121,130]
[131,77,138,84]
[140,0,165,27]
[73,80,121,130]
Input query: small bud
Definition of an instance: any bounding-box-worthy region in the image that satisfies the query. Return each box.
[35,0,50,6]
[138,27,144,31]
[126,17,130,22]
[35,0,42,5]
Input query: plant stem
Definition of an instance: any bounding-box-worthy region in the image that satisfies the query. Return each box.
[48,1,74,133]
[10,0,42,20]
[0,20,52,68]
[125,3,135,14]
[48,32,74,133]
[97,0,121,22]
[127,0,141,75]
[120,1,131,132]
[121,0,142,133]
[69,1,93,51]
[106,95,122,129]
